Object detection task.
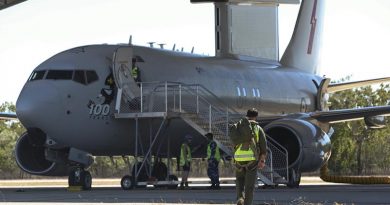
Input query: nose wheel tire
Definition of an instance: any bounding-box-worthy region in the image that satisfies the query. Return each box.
[68,169,92,190]
[121,175,135,190]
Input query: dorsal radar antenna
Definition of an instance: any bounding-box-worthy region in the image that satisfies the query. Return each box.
[158,43,166,49]
[190,0,300,59]
[147,42,155,48]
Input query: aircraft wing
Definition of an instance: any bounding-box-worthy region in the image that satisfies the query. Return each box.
[0,112,17,120]
[310,106,390,123]
[327,77,390,93]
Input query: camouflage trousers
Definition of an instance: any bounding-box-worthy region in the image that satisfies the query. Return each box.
[207,159,220,185]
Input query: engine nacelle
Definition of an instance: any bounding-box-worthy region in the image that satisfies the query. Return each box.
[15,131,68,176]
[264,118,331,172]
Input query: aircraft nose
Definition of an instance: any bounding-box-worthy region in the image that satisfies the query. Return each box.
[16,82,60,127]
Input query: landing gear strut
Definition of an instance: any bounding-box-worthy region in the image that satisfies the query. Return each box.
[68,168,92,190]
[287,168,301,188]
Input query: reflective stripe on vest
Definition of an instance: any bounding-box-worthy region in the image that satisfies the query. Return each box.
[131,67,138,78]
[207,141,221,161]
[180,143,191,166]
[234,123,259,162]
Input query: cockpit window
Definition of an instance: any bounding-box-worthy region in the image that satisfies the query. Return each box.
[28,69,99,85]
[46,70,73,80]
[86,70,98,84]
[73,70,86,85]
[28,70,46,81]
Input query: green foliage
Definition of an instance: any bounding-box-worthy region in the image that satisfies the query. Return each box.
[0,102,25,178]
[328,83,390,175]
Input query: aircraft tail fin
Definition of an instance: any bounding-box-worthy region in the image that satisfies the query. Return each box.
[280,0,325,74]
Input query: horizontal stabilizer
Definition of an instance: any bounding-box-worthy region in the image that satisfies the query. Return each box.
[310,106,390,123]
[0,112,17,120]
[328,77,390,93]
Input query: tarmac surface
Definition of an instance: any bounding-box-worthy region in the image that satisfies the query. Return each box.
[0,177,389,204]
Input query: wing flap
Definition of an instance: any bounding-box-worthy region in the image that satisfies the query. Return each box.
[310,106,390,123]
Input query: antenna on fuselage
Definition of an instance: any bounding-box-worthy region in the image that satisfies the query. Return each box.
[172,44,176,51]
[128,35,132,45]
[191,46,194,54]
[181,47,184,52]
[158,43,166,49]
[147,42,155,48]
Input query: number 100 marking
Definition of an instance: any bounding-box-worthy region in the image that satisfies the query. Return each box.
[89,104,110,116]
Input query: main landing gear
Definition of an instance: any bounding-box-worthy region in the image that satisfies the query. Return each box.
[68,168,92,190]
[286,168,301,188]
[120,160,179,190]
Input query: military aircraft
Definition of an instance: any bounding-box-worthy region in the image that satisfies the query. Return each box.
[8,0,390,190]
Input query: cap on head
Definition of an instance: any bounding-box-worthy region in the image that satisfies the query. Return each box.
[246,108,258,118]
[205,133,213,139]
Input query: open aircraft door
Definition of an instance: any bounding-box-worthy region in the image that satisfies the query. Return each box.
[112,47,140,101]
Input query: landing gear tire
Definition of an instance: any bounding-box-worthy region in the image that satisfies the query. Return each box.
[152,161,168,181]
[167,175,178,189]
[287,169,301,188]
[68,169,92,190]
[81,171,92,190]
[132,162,148,188]
[121,175,135,190]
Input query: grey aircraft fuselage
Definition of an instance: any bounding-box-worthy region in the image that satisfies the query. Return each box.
[16,44,329,171]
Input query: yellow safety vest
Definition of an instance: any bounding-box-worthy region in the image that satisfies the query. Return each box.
[180,143,191,166]
[131,66,138,78]
[207,141,221,161]
[234,123,259,162]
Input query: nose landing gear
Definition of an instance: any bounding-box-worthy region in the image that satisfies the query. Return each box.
[68,168,92,190]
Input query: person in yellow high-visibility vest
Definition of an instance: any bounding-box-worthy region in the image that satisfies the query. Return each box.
[179,135,192,189]
[206,133,221,189]
[234,108,267,205]
[131,58,141,83]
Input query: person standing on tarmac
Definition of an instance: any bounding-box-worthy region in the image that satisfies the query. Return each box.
[179,135,192,189]
[234,108,267,205]
[206,133,221,189]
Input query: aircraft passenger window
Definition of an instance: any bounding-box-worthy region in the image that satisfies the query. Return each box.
[252,88,256,97]
[256,89,261,98]
[73,70,86,85]
[46,70,73,80]
[86,70,98,84]
[242,88,247,97]
[28,70,46,81]
[236,87,241,96]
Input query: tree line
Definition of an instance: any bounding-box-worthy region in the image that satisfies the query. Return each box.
[1,83,389,178]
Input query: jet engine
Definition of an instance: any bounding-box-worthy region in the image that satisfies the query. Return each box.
[264,118,332,172]
[15,130,68,176]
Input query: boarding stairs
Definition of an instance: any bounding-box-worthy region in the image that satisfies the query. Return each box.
[110,47,289,187]
[113,80,289,186]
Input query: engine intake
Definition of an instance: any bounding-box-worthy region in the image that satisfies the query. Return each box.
[264,118,331,172]
[15,130,68,176]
